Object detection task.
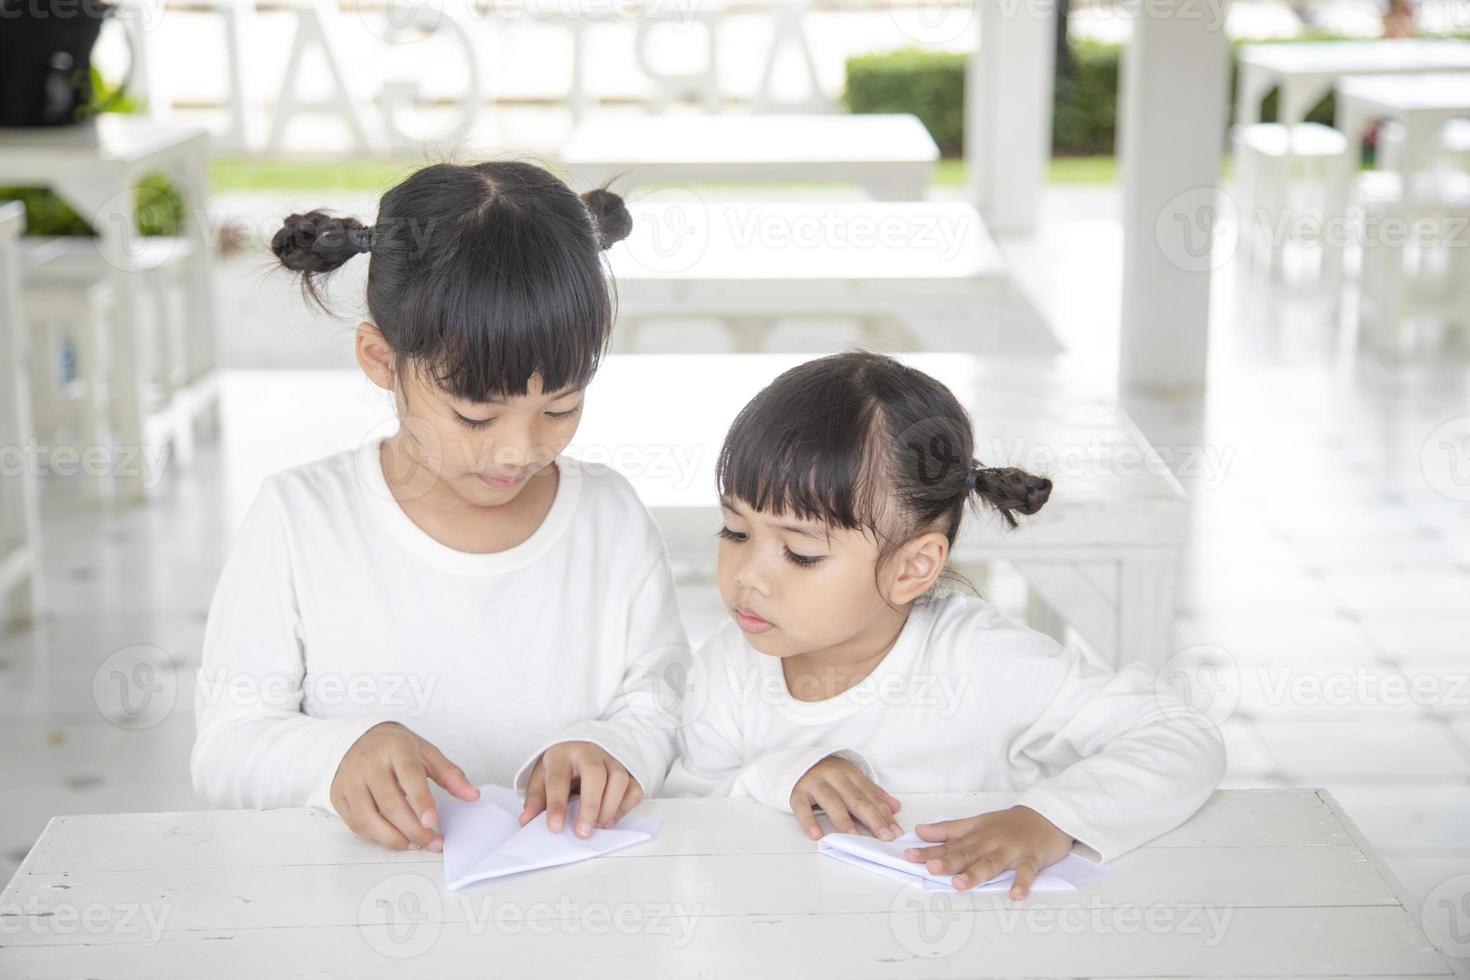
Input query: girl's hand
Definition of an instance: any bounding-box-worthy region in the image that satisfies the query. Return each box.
[903,805,1074,899]
[329,721,481,852]
[791,755,904,842]
[519,741,642,838]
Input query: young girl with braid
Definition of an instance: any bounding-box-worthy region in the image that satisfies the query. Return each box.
[665,351,1225,900]
[191,160,690,853]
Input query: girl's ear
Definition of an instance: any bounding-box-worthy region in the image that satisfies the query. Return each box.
[356,321,396,392]
[886,530,950,606]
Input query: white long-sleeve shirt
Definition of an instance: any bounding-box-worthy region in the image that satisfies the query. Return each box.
[664,593,1225,863]
[191,437,690,813]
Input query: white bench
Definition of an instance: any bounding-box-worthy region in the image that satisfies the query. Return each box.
[572,353,1188,668]
[0,202,43,627]
[560,113,939,201]
[1232,122,1349,279]
[608,200,1057,355]
[21,236,213,489]
[1356,170,1470,353]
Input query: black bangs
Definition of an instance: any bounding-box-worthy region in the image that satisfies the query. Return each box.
[365,161,613,402]
[716,357,890,535]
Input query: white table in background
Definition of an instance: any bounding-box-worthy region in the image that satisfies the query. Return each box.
[573,354,1185,668]
[1336,72,1470,203]
[1,789,1462,977]
[0,202,42,626]
[560,113,939,200]
[1235,39,1470,131]
[608,199,1056,354]
[0,116,219,497]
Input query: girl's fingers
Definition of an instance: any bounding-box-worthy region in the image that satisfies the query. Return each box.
[422,742,479,802]
[955,852,1007,892]
[809,785,857,835]
[520,761,547,826]
[885,793,902,813]
[369,770,438,850]
[394,757,440,831]
[861,788,903,837]
[913,817,976,843]
[543,754,575,833]
[903,841,949,868]
[1010,858,1040,901]
[849,791,899,841]
[349,783,412,850]
[616,782,644,824]
[575,762,607,838]
[597,767,631,829]
[792,795,824,840]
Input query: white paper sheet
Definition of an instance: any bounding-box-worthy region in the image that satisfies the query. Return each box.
[438,784,659,891]
[819,827,1117,893]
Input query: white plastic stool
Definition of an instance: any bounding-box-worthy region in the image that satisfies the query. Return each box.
[1436,118,1470,175]
[1356,169,1470,354]
[1234,122,1350,279]
[19,262,116,494]
[23,236,202,475]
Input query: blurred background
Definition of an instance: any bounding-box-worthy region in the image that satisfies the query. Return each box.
[2,0,1469,933]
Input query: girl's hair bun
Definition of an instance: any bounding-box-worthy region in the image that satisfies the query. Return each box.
[581,187,632,250]
[971,466,1053,528]
[271,210,373,274]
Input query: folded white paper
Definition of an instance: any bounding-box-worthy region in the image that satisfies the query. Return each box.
[819,827,1116,893]
[438,784,659,891]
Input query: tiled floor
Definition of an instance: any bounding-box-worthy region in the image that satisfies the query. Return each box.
[1,181,1468,918]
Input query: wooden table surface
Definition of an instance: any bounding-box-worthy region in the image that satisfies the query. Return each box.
[1,789,1462,977]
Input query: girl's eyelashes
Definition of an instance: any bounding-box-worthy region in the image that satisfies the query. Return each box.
[783,548,824,568]
[454,412,493,430]
[452,402,582,429]
[717,526,823,568]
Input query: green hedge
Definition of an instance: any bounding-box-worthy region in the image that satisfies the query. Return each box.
[845,33,1470,158]
[842,49,967,155]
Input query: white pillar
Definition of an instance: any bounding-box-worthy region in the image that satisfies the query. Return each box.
[1117,2,1232,393]
[966,0,1056,235]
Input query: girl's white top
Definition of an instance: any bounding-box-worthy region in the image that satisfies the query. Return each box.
[663,594,1226,863]
[191,438,690,811]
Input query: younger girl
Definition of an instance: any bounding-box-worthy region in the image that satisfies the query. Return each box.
[192,160,689,852]
[664,351,1225,899]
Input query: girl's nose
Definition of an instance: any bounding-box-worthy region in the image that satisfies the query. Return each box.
[733,553,772,597]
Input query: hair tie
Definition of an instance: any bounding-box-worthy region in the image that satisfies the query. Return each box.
[347,223,375,254]
[966,465,999,493]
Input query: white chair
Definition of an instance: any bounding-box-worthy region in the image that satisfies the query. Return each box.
[1435,118,1470,175]
[1233,122,1350,280]
[0,202,43,626]
[1356,169,1470,353]
[19,267,115,495]
[21,235,202,489]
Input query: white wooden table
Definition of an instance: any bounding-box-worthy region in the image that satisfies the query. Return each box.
[0,201,43,626]
[1,789,1461,977]
[560,113,939,200]
[0,116,219,497]
[608,200,1056,354]
[1336,72,1470,204]
[1235,39,1470,131]
[573,354,1185,668]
